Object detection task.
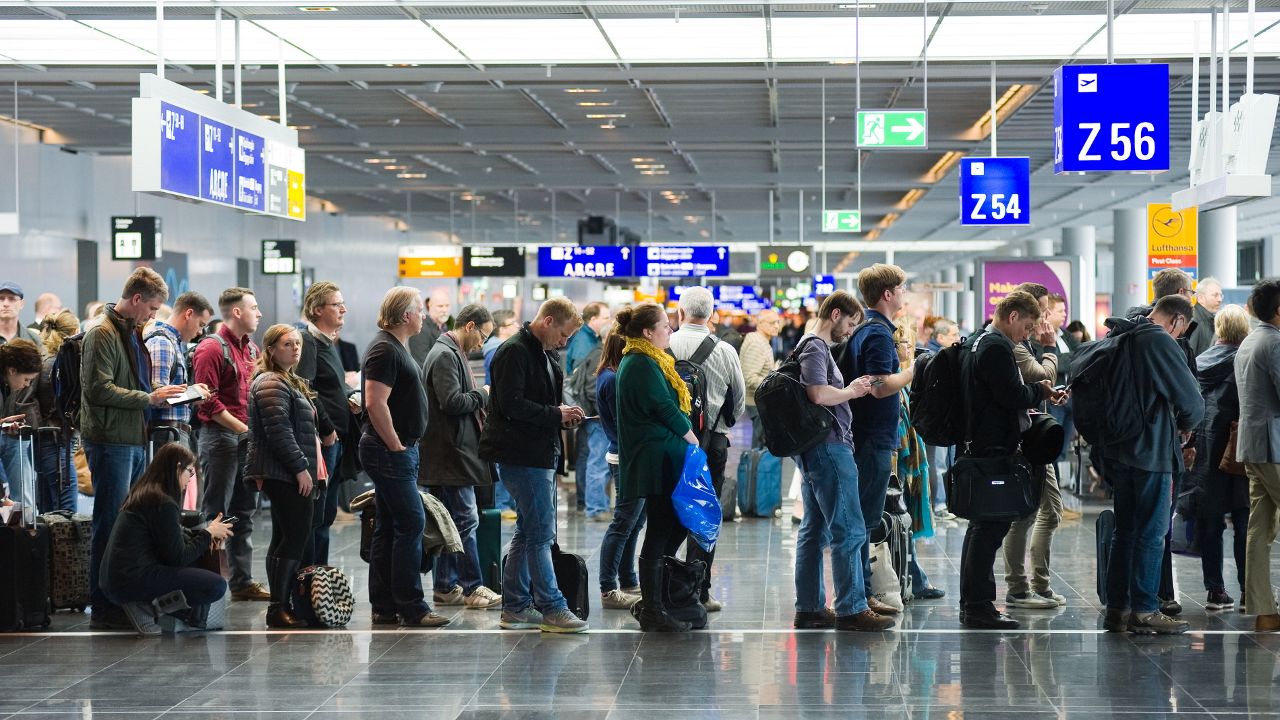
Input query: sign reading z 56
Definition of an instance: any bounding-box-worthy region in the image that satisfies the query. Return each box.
[1054,64,1170,174]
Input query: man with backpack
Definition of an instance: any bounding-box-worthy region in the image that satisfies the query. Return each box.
[840,263,912,616]
[194,287,267,602]
[1095,295,1203,634]
[81,268,189,629]
[670,286,745,612]
[144,291,214,450]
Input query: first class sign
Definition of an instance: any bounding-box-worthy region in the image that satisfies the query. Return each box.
[133,73,306,221]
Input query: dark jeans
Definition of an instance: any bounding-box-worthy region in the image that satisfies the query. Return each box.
[1201,507,1248,593]
[105,567,227,607]
[307,440,343,566]
[360,437,430,621]
[198,426,257,589]
[747,406,765,450]
[684,432,729,596]
[36,435,76,513]
[599,463,645,592]
[431,485,484,595]
[84,441,146,611]
[960,520,1012,610]
[1106,462,1172,614]
[855,444,894,600]
[574,425,588,511]
[261,478,315,563]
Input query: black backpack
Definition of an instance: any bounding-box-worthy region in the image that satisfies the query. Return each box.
[753,336,836,458]
[908,340,968,447]
[51,332,85,432]
[1070,318,1145,447]
[670,336,718,445]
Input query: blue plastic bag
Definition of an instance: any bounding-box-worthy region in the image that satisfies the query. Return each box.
[672,444,722,552]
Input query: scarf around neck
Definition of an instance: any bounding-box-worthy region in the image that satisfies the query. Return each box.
[623,336,691,414]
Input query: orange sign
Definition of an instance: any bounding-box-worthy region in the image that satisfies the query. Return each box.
[399,246,463,279]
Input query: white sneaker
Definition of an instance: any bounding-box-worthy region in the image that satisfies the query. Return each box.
[1036,589,1068,607]
[433,586,465,606]
[464,586,502,609]
[540,609,589,633]
[1006,592,1058,609]
[601,589,641,610]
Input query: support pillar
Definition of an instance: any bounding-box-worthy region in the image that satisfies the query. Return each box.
[1113,208,1148,318]
[958,261,976,333]
[1199,206,1239,288]
[1025,238,1055,257]
[1063,225,1097,337]
[942,267,958,321]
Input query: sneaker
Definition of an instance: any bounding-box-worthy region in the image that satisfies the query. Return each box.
[433,586,465,606]
[1103,607,1130,632]
[913,586,946,600]
[794,608,837,629]
[1160,598,1183,616]
[499,606,544,630]
[934,506,957,521]
[540,609,589,633]
[835,610,896,631]
[701,595,724,613]
[601,589,642,610]
[403,611,451,628]
[500,510,518,521]
[620,584,641,595]
[120,602,161,636]
[1006,591,1058,609]
[1206,590,1236,611]
[464,586,503,610]
[1129,611,1189,635]
[230,582,271,602]
[1036,589,1067,607]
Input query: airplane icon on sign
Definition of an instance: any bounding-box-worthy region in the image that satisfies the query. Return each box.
[1077,74,1098,92]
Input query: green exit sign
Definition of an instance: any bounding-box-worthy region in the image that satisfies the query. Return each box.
[856,109,928,149]
[822,210,862,233]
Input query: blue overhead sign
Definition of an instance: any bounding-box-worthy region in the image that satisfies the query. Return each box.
[812,275,836,296]
[234,130,265,212]
[635,245,729,278]
[159,102,199,198]
[198,116,234,205]
[959,157,1031,226]
[1054,63,1170,173]
[537,245,633,278]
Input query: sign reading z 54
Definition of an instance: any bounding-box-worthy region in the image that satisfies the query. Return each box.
[1054,64,1170,174]
[960,157,1030,226]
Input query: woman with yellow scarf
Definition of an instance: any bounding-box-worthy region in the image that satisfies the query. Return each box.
[615,302,701,632]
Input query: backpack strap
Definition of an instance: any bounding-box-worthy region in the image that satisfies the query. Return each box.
[689,335,717,366]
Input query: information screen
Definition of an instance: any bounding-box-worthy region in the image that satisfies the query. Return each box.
[262,239,299,275]
[111,216,161,261]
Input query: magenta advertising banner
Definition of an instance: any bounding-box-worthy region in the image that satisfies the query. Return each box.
[979,258,1072,326]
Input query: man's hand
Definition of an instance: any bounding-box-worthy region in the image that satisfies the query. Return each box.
[322,430,338,447]
[847,376,875,399]
[1183,446,1197,469]
[190,383,211,404]
[149,385,188,407]
[560,404,586,427]
[296,470,314,497]
[1039,380,1068,404]
[0,414,25,435]
[1037,321,1056,348]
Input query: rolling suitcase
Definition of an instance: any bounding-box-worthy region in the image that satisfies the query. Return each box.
[477,507,502,593]
[1096,509,1115,605]
[1,427,52,631]
[718,469,737,522]
[39,510,91,611]
[736,448,782,518]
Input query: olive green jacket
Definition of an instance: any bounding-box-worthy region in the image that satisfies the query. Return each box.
[616,353,692,499]
[80,305,152,445]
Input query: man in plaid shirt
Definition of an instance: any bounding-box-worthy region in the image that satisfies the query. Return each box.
[144,291,214,448]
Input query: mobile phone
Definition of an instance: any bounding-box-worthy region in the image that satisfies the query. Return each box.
[582,415,600,421]
[1053,384,1070,392]
[223,516,238,525]
[870,378,887,387]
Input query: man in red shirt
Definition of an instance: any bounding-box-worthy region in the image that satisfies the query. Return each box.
[194,287,266,601]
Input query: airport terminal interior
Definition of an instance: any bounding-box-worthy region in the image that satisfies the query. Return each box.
[4,0,1280,717]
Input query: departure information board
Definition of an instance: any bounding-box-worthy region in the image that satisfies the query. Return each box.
[634,245,729,277]
[537,246,634,278]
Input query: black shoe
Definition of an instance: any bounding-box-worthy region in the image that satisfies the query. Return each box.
[794,608,837,629]
[634,601,692,632]
[960,608,1020,630]
[1160,598,1183,616]
[1103,607,1130,632]
[1206,590,1235,611]
[371,611,400,625]
[914,586,947,600]
[89,606,133,631]
[266,603,309,629]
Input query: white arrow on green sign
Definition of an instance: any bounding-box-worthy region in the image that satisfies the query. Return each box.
[822,209,862,233]
[856,109,928,149]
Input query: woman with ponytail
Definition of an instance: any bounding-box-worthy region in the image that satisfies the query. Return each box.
[615,303,700,632]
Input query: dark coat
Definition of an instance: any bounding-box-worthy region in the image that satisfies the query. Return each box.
[408,320,443,367]
[1187,303,1217,358]
[419,333,491,487]
[1186,343,1248,515]
[963,328,1042,456]
[245,372,319,485]
[479,324,566,469]
[100,500,211,594]
[297,326,355,438]
[617,352,692,498]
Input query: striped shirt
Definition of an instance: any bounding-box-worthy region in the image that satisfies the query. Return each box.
[145,322,188,424]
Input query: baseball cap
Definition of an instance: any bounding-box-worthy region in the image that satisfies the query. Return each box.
[0,281,22,299]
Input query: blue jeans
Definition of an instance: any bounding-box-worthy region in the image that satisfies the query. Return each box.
[599,463,645,592]
[36,435,76,513]
[308,439,343,566]
[360,437,430,621]
[582,420,610,517]
[84,441,146,611]
[493,469,516,512]
[1105,462,1172,614]
[909,539,932,592]
[499,460,567,614]
[0,434,36,509]
[795,442,870,617]
[431,485,483,595]
[855,444,894,600]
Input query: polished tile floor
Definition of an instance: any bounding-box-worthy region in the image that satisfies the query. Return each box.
[5,458,1280,719]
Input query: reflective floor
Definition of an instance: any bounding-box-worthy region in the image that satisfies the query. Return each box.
[5,459,1280,719]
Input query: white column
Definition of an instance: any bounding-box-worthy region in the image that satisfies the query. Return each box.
[1063,225,1097,336]
[1025,238,1055,257]
[1114,208,1148,316]
[1200,206,1239,288]
[958,261,977,333]
[1008,245,1025,257]
[1263,235,1280,278]
[942,267,959,321]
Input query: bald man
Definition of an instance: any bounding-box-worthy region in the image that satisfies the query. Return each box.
[408,287,453,366]
[739,308,783,449]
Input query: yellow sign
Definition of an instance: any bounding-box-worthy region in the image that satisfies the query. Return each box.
[399,245,463,279]
[1146,203,1198,301]
[287,170,306,221]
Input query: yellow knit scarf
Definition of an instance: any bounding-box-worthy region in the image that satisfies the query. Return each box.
[623,336,692,414]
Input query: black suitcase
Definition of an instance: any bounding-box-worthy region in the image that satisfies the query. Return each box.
[551,543,590,620]
[477,508,502,593]
[2,428,52,631]
[1096,509,1115,606]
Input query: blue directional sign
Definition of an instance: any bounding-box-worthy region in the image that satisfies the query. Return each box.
[158,102,199,198]
[1054,63,1170,173]
[635,245,729,278]
[537,245,634,278]
[233,130,265,212]
[812,275,837,296]
[198,116,234,205]
[960,157,1031,226]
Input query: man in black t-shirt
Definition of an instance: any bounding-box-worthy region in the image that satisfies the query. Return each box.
[360,287,447,628]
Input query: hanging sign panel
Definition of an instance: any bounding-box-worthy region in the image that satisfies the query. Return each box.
[400,245,463,279]
[822,210,862,233]
[1053,64,1170,174]
[959,157,1031,226]
[1146,203,1199,301]
[635,245,729,277]
[856,110,928,149]
[537,245,634,278]
[463,246,526,277]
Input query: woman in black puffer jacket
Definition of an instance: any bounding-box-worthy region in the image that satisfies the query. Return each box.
[246,323,321,628]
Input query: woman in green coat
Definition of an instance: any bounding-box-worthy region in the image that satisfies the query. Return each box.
[615,302,699,632]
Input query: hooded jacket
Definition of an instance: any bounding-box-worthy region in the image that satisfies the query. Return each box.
[1099,316,1204,473]
[1184,343,1248,514]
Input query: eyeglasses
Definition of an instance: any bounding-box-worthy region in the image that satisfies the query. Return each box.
[322,302,347,309]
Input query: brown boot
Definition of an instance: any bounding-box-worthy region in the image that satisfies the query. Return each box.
[867,596,901,616]
[1255,614,1280,633]
[836,610,896,632]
